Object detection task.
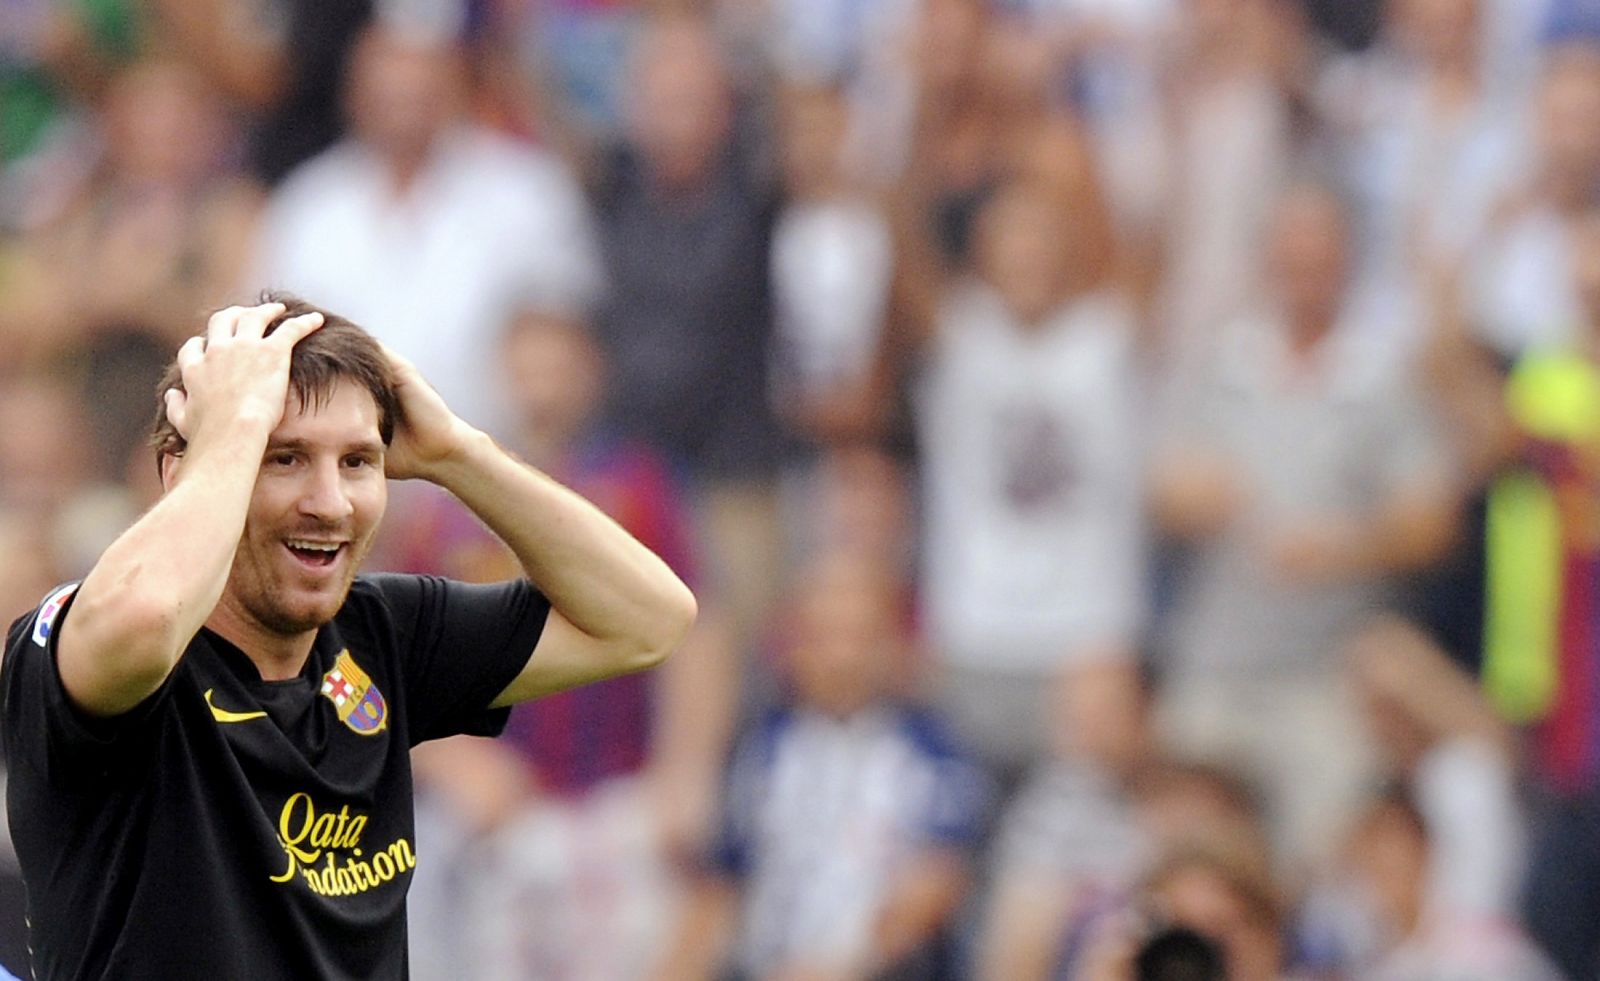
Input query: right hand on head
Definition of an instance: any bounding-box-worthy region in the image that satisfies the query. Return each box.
[162,302,324,445]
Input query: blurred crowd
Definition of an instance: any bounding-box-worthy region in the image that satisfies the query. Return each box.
[4,0,1600,978]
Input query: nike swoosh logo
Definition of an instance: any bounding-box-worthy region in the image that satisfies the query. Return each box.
[205,688,268,723]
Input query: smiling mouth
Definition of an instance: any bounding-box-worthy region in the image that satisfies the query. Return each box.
[284,539,346,569]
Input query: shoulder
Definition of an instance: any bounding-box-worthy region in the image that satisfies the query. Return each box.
[451,128,581,190]
[8,582,81,651]
[890,703,971,762]
[269,142,369,208]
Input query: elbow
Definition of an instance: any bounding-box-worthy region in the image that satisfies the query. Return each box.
[636,580,698,672]
[88,590,185,675]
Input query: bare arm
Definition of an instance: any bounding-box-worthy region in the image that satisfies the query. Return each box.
[977,875,1075,981]
[57,303,323,716]
[872,849,971,972]
[655,875,739,981]
[380,348,697,706]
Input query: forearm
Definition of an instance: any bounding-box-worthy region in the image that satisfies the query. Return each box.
[1351,492,1460,576]
[873,852,970,971]
[428,432,697,672]
[63,422,268,713]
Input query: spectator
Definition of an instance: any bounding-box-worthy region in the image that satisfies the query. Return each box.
[1466,40,1600,358]
[1478,203,1600,979]
[0,0,141,231]
[146,0,376,186]
[1322,0,1525,311]
[1072,838,1289,981]
[1298,617,1559,979]
[897,115,1145,779]
[589,10,784,653]
[769,82,895,455]
[1150,180,1459,870]
[4,59,257,368]
[252,20,602,436]
[666,550,988,980]
[1153,0,1309,378]
[975,661,1157,981]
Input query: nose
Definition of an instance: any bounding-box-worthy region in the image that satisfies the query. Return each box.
[297,458,354,524]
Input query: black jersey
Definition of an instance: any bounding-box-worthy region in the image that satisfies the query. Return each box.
[0,573,549,980]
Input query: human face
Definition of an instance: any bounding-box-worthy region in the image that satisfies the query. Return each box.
[222,381,387,637]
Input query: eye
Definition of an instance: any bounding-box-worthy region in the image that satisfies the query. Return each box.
[343,453,378,470]
[266,451,299,468]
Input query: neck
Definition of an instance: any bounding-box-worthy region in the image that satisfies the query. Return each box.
[206,597,318,681]
[1285,307,1336,356]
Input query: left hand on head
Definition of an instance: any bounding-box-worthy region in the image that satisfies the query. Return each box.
[379,343,483,482]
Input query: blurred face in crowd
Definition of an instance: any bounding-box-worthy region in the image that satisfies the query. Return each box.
[1152,858,1283,981]
[1132,764,1269,862]
[912,0,988,96]
[1388,0,1481,70]
[1266,184,1351,338]
[346,28,466,171]
[500,311,604,456]
[626,17,733,190]
[976,183,1077,326]
[1538,45,1600,207]
[104,60,224,187]
[188,382,388,638]
[786,552,900,718]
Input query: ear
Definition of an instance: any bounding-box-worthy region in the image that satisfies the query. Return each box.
[159,452,181,493]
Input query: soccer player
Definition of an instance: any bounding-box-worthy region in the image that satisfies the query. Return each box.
[0,297,697,978]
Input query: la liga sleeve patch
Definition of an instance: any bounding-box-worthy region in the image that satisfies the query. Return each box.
[32,583,78,648]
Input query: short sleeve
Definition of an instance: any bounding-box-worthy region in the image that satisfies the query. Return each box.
[361,575,550,746]
[1,584,171,784]
[901,710,991,851]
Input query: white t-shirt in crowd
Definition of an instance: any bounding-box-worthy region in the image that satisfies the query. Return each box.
[252,126,604,435]
[917,283,1147,674]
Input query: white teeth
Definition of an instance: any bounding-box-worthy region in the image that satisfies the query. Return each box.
[287,540,341,552]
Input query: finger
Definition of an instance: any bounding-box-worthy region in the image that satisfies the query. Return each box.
[375,339,420,378]
[164,388,190,440]
[268,311,324,348]
[175,334,205,371]
[234,301,289,340]
[205,305,248,344]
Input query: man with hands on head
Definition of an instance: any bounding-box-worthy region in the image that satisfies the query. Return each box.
[0,296,697,980]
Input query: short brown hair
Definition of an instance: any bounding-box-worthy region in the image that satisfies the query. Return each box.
[150,292,402,466]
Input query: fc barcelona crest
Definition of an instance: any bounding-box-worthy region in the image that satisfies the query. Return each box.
[320,650,388,735]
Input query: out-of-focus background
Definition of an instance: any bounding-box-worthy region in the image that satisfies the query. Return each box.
[3,0,1600,977]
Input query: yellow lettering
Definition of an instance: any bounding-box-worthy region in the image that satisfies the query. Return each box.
[268,792,413,896]
[387,839,416,870]
[279,793,314,847]
[311,813,337,848]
